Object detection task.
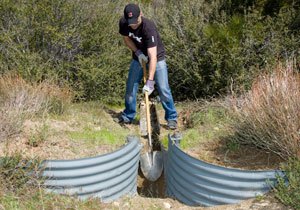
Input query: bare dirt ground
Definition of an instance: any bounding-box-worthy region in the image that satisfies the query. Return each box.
[0,103,289,210]
[185,140,284,170]
[108,193,289,210]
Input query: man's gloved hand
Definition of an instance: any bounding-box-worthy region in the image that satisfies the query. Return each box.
[135,49,148,65]
[143,79,155,95]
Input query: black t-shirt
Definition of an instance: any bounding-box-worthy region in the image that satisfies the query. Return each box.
[119,17,165,61]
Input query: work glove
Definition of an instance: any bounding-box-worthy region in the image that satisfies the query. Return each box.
[135,49,148,65]
[143,79,155,96]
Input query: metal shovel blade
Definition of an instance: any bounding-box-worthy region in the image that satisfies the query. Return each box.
[140,151,163,182]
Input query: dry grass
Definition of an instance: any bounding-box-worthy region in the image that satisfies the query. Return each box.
[39,81,73,115]
[230,62,300,160]
[0,73,73,142]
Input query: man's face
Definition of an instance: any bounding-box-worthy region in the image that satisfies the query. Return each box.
[129,15,142,30]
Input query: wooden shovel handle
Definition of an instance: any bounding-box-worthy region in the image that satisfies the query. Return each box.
[142,61,152,148]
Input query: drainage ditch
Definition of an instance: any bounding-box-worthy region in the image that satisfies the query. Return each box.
[138,102,166,198]
[137,166,166,198]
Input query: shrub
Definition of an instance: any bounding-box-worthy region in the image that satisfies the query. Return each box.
[0,153,38,192]
[0,73,73,141]
[0,0,130,102]
[39,81,73,115]
[0,0,299,101]
[229,62,300,159]
[275,158,300,210]
[147,0,300,99]
[0,74,45,140]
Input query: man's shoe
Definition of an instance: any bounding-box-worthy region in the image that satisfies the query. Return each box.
[114,115,131,124]
[167,120,177,130]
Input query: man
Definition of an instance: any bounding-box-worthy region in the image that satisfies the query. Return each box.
[117,3,177,130]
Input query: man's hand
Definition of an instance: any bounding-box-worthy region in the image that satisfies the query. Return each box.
[135,49,148,65]
[143,79,155,95]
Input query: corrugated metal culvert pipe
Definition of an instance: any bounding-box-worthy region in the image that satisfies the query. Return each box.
[40,136,142,202]
[165,133,286,207]
[38,132,286,206]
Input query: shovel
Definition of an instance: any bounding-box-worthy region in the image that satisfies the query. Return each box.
[139,61,163,182]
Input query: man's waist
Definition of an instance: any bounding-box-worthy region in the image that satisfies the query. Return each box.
[132,53,165,61]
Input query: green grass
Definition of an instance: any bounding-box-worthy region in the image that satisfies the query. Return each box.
[189,106,229,127]
[68,126,127,146]
[0,195,20,210]
[161,104,232,150]
[0,190,109,210]
[48,101,136,149]
[50,101,114,122]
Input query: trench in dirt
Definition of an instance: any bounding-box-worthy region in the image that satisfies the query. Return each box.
[137,167,166,198]
[135,100,284,200]
[137,139,166,198]
[137,102,166,198]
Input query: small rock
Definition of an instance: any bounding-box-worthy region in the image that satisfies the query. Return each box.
[163,202,171,209]
[259,202,270,207]
[253,202,270,207]
[122,202,130,208]
[113,201,119,207]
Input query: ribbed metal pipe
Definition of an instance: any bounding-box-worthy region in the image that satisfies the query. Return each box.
[40,136,142,202]
[165,133,285,207]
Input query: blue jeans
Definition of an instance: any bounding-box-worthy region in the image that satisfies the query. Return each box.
[121,59,177,122]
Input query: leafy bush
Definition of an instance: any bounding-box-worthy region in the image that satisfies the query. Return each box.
[275,158,300,210]
[229,62,300,160]
[0,0,129,101]
[0,0,299,101]
[146,0,224,99]
[0,153,38,192]
[154,0,299,99]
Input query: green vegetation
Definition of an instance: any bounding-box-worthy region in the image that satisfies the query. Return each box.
[179,103,231,150]
[69,127,127,146]
[0,0,299,101]
[0,189,105,210]
[0,154,35,191]
[27,123,49,147]
[59,101,135,149]
[275,158,300,210]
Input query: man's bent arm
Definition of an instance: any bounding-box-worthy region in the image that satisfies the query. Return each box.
[123,36,138,53]
[147,46,157,80]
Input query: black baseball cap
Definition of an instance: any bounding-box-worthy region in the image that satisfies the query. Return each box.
[124,3,140,25]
